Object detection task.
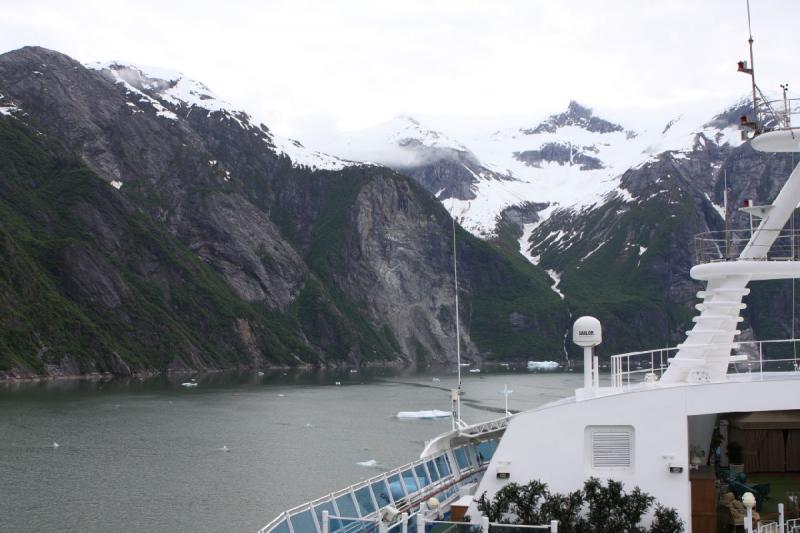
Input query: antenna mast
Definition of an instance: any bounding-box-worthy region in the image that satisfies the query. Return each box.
[747,0,758,127]
[452,216,462,428]
[738,0,760,135]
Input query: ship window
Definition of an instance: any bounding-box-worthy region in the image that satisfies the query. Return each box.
[426,459,440,481]
[586,425,634,470]
[454,447,471,470]
[354,486,376,516]
[371,479,392,507]
[401,468,418,494]
[435,455,450,477]
[414,464,430,487]
[334,492,359,518]
[387,474,406,501]
[289,510,317,533]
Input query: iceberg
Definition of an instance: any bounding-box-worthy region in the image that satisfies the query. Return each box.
[396,410,451,420]
[527,361,560,370]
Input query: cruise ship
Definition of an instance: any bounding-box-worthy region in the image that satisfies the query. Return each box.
[259,32,800,533]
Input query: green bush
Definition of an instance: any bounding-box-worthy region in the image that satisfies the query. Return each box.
[476,478,684,533]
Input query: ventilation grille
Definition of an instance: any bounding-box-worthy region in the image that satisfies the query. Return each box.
[591,430,633,469]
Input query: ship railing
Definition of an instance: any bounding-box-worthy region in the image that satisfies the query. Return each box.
[259,443,486,533]
[458,414,512,438]
[321,515,381,533]
[756,97,800,132]
[694,228,800,264]
[756,503,800,532]
[610,338,800,389]
[419,517,559,533]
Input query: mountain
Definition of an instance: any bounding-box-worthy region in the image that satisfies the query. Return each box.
[327,100,798,357]
[323,115,510,201]
[0,46,569,379]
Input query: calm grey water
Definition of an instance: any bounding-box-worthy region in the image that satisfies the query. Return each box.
[0,368,581,533]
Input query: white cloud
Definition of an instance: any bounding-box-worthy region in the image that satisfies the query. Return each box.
[1,0,798,140]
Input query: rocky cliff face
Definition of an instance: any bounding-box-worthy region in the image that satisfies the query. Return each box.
[0,47,568,378]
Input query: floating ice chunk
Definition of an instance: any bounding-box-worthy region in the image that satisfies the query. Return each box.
[527,361,560,370]
[396,410,451,420]
[357,459,378,467]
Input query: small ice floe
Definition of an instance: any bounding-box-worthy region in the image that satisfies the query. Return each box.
[432,377,441,382]
[52,442,60,449]
[110,180,123,189]
[527,361,559,370]
[181,382,198,387]
[357,459,378,468]
[468,368,481,373]
[397,410,451,420]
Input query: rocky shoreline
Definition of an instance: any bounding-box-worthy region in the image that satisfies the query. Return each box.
[0,357,414,384]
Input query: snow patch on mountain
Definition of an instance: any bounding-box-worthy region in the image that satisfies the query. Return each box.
[545,269,565,300]
[86,62,354,171]
[0,92,23,118]
[326,115,470,167]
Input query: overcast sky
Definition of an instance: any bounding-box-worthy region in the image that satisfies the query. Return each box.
[2,0,799,141]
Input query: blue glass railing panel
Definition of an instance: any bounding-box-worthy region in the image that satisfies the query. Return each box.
[414,464,430,488]
[354,486,376,516]
[312,501,335,530]
[271,519,291,533]
[289,510,317,533]
[454,447,471,470]
[334,493,359,518]
[387,474,406,501]
[435,455,450,477]
[477,440,498,464]
[331,518,379,533]
[400,468,418,494]
[371,479,392,507]
[426,459,440,482]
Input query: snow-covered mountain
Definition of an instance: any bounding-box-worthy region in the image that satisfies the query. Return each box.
[86,62,356,172]
[324,101,745,240]
[323,115,509,201]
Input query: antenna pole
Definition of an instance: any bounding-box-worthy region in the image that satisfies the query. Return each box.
[746,0,759,129]
[452,216,462,426]
[724,169,730,259]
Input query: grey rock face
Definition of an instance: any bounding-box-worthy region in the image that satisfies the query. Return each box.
[522,101,624,135]
[339,175,477,363]
[514,142,604,170]
[0,46,305,311]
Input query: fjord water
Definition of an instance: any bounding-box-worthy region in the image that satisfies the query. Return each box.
[0,369,581,533]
